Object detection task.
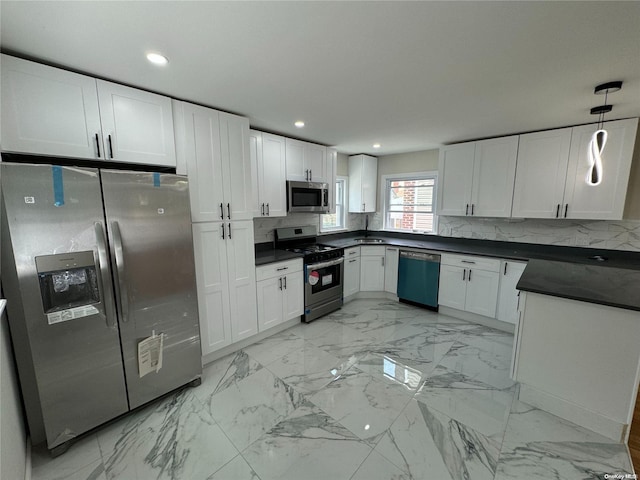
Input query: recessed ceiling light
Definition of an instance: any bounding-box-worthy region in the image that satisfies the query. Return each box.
[294,121,305,128]
[146,53,169,65]
[373,143,381,149]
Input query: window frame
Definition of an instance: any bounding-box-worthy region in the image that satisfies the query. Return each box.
[381,171,438,234]
[320,175,349,233]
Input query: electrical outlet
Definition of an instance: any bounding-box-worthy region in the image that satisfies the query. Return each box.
[575,233,590,246]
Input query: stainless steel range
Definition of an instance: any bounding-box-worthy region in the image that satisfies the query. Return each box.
[275,226,344,322]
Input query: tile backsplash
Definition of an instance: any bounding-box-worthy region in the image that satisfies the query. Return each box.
[256,211,640,252]
[253,213,365,243]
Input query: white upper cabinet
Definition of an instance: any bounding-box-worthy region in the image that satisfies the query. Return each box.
[1,55,176,166]
[348,154,378,213]
[563,118,638,220]
[437,143,474,216]
[96,80,176,166]
[511,128,573,218]
[250,130,287,218]
[285,138,327,182]
[471,136,519,217]
[176,102,254,222]
[2,55,103,159]
[327,147,338,214]
[437,137,518,217]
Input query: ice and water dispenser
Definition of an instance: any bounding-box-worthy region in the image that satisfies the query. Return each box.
[35,251,101,324]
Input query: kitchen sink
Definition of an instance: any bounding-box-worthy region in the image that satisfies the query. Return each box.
[354,238,386,244]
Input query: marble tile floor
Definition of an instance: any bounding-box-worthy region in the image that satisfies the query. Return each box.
[31,298,634,480]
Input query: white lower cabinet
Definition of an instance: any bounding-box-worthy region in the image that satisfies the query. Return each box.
[497,260,527,324]
[384,247,399,294]
[256,259,304,331]
[439,254,500,318]
[344,247,361,297]
[192,221,258,356]
[360,246,386,291]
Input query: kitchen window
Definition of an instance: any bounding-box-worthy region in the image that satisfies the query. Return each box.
[382,172,438,234]
[321,176,348,232]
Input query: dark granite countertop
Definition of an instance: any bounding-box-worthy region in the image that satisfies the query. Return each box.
[516,259,640,311]
[254,247,303,266]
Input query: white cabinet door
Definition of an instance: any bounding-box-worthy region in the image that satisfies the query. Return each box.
[285,138,306,181]
[192,223,232,355]
[360,255,385,291]
[226,221,258,341]
[283,270,304,321]
[181,103,225,222]
[563,119,638,220]
[497,261,527,325]
[437,143,474,216]
[512,128,572,218]
[220,112,255,220]
[261,133,287,217]
[1,54,103,159]
[384,247,399,294]
[305,143,327,183]
[471,136,519,217]
[96,80,176,167]
[256,277,284,331]
[249,130,262,215]
[438,265,467,310]
[327,148,338,214]
[344,257,361,297]
[465,268,500,318]
[348,154,378,213]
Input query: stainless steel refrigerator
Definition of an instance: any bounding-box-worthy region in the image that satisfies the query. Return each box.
[0,162,201,455]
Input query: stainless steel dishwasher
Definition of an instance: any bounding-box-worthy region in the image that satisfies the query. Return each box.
[397,250,441,310]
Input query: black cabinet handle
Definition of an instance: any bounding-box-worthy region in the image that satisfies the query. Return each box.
[221,223,225,239]
[504,262,508,275]
[463,269,466,281]
[471,204,475,215]
[283,276,287,289]
[261,203,265,216]
[266,203,270,216]
[227,203,231,219]
[309,170,312,181]
[108,134,114,158]
[228,223,232,239]
[555,204,560,218]
[279,278,282,290]
[95,133,101,158]
[220,203,224,220]
[349,259,357,263]
[465,204,469,215]
[468,269,472,281]
[564,204,568,218]
[276,267,289,271]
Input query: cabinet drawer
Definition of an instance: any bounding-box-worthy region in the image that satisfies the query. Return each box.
[256,258,303,282]
[345,246,361,258]
[360,246,386,256]
[441,253,500,272]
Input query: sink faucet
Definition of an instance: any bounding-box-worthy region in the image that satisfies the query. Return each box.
[364,214,369,237]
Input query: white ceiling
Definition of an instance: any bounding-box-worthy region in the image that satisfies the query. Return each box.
[2,1,639,156]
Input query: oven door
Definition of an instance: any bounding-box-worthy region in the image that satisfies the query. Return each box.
[305,257,344,305]
[287,181,329,213]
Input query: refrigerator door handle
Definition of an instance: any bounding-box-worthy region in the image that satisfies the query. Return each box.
[94,222,116,327]
[111,221,130,323]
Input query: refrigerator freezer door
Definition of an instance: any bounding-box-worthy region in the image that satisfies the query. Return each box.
[0,163,128,448]
[100,170,201,408]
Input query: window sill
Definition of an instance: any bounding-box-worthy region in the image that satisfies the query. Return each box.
[381,229,437,236]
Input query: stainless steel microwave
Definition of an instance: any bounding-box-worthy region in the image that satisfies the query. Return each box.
[287,181,329,213]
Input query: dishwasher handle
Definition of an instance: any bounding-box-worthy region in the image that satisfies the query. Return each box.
[400,250,441,263]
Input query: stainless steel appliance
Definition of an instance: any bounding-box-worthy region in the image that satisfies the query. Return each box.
[0,162,201,455]
[275,226,343,322]
[397,249,440,310]
[287,181,329,213]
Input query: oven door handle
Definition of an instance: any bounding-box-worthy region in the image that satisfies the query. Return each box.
[306,257,344,270]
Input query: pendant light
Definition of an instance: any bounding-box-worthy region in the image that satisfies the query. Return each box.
[587,81,622,186]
